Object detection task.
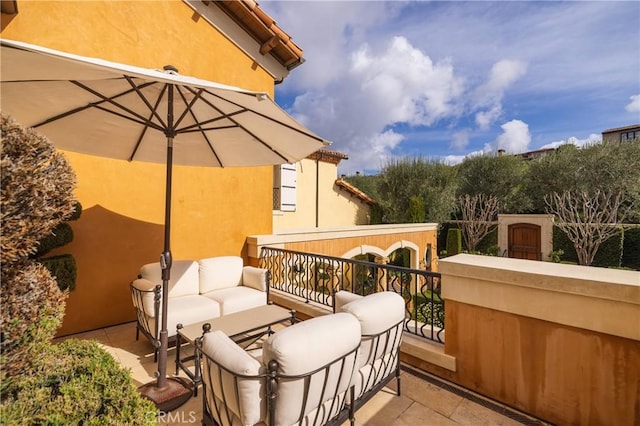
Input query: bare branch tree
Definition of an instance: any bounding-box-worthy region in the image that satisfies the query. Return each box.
[458,194,500,252]
[544,190,625,266]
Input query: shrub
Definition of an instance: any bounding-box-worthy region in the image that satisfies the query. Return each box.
[446,228,462,257]
[1,113,76,264]
[622,226,640,270]
[0,339,156,425]
[1,114,154,423]
[38,254,78,292]
[407,196,425,223]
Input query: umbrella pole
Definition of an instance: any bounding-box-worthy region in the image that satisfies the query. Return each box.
[138,84,192,412]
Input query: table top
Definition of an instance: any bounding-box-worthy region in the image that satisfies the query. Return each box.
[177,304,294,343]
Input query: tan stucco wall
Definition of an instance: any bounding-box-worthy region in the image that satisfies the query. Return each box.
[439,254,640,425]
[273,158,371,230]
[2,1,277,335]
[248,224,439,271]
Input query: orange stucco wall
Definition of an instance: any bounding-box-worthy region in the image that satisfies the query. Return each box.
[2,1,276,335]
[445,302,639,425]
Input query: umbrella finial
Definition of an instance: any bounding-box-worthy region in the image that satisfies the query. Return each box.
[163,65,179,74]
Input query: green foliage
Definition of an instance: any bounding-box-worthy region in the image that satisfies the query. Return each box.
[553,226,578,263]
[592,227,624,268]
[622,226,640,270]
[446,228,462,257]
[38,254,78,292]
[34,223,74,258]
[370,203,384,224]
[549,249,564,263]
[457,153,532,213]
[344,173,380,201]
[407,196,426,223]
[0,114,151,423]
[527,141,640,221]
[0,339,156,425]
[475,225,498,254]
[377,157,458,224]
[1,262,67,383]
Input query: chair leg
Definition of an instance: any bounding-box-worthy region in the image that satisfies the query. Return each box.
[135,325,139,341]
[396,363,401,397]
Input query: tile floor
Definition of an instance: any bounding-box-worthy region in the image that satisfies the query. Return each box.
[59,321,550,426]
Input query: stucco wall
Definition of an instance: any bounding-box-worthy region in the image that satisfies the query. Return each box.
[2,1,277,335]
[439,254,640,425]
[273,158,371,230]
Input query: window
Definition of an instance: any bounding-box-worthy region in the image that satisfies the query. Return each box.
[621,130,640,142]
[273,164,297,211]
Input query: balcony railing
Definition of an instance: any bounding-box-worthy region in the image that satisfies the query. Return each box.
[259,247,444,343]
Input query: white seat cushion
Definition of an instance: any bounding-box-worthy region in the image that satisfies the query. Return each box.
[202,286,266,316]
[148,295,220,338]
[263,313,361,426]
[199,256,243,294]
[201,330,266,425]
[139,260,200,298]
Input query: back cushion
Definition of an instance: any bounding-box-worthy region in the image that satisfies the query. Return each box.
[199,256,243,294]
[339,292,405,368]
[139,260,199,298]
[262,313,361,426]
[201,330,265,425]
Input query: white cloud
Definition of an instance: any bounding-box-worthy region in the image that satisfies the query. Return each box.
[473,59,527,130]
[261,1,638,174]
[486,120,531,154]
[626,94,640,113]
[450,130,470,151]
[540,133,602,150]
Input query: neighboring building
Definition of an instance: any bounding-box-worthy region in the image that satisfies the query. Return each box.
[602,124,640,143]
[0,0,311,335]
[273,148,374,230]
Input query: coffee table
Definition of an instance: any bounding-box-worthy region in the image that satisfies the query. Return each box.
[175,304,296,394]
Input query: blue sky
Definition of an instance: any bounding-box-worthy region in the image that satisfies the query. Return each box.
[259,1,640,175]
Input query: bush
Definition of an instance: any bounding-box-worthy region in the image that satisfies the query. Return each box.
[622,226,640,270]
[592,228,624,268]
[0,339,156,425]
[446,228,462,257]
[1,114,154,423]
[34,223,74,258]
[407,196,425,223]
[38,254,78,292]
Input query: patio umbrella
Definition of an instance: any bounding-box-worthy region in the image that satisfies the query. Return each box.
[0,38,329,410]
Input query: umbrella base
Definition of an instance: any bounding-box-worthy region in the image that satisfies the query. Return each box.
[139,377,193,413]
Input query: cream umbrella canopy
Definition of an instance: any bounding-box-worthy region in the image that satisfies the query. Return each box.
[0,38,328,410]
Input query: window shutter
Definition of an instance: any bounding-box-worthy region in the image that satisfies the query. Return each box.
[272,164,297,211]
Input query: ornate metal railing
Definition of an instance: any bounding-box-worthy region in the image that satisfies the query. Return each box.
[259,247,444,343]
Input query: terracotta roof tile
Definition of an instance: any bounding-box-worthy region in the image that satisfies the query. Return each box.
[335,178,376,205]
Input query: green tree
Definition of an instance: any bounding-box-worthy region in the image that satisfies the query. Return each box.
[527,141,640,221]
[457,153,532,213]
[376,157,458,224]
[344,173,380,201]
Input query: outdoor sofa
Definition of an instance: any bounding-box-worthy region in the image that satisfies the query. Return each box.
[130,256,270,358]
[198,290,405,426]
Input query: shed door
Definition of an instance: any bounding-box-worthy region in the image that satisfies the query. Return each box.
[508,223,541,260]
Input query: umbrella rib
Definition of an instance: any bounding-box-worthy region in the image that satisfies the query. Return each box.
[30,79,160,129]
[202,87,326,142]
[124,75,168,131]
[67,80,164,131]
[173,86,224,166]
[128,84,170,161]
[180,87,293,163]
